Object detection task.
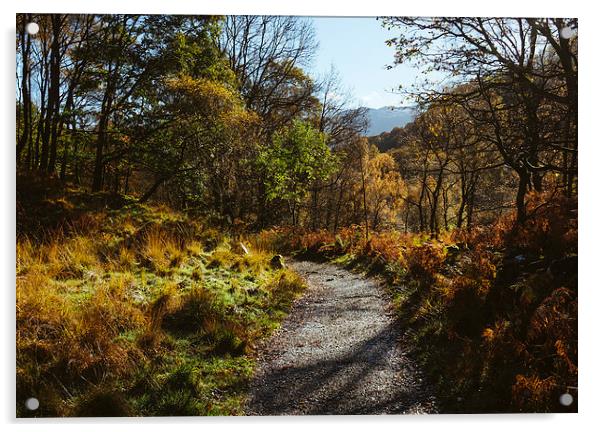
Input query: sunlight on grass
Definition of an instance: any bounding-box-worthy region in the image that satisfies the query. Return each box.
[16,193,307,417]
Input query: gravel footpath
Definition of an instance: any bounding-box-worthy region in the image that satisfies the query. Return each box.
[246,260,437,415]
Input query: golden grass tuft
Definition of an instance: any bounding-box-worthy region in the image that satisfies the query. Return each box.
[117,246,137,270]
[17,269,146,415]
[186,241,204,256]
[206,245,236,269]
[139,282,180,348]
[141,228,186,273]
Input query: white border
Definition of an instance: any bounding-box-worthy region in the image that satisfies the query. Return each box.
[3,1,599,431]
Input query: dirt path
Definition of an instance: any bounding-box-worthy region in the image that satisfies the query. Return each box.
[246,260,437,415]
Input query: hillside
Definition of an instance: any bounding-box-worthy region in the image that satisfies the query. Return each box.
[364,106,416,136]
[16,175,306,417]
[16,174,578,415]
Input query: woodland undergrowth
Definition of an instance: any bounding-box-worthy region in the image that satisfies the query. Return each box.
[257,191,577,413]
[16,175,305,417]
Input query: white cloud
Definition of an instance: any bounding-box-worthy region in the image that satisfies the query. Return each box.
[359,91,403,109]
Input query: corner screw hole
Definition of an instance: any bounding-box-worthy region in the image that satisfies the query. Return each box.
[559,393,573,406]
[25,397,39,411]
[26,22,39,36]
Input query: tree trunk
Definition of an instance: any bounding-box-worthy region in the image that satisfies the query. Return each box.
[92,117,107,191]
[516,170,529,224]
[47,15,62,173]
[17,16,32,164]
[417,166,428,232]
[92,83,115,191]
[38,52,50,171]
[456,196,466,229]
[139,176,169,203]
[442,186,449,230]
[466,192,475,230]
[359,150,369,241]
[59,123,69,180]
[59,88,76,181]
[429,168,444,238]
[311,185,319,230]
[333,182,344,233]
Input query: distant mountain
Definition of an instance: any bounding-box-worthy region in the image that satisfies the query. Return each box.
[364,106,416,136]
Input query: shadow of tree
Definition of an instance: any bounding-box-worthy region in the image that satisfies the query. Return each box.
[248,322,434,415]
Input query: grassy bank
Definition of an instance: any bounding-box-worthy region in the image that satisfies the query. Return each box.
[260,193,577,413]
[16,176,305,417]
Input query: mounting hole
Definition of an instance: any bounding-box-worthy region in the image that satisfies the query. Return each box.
[559,392,574,406]
[25,397,39,411]
[26,22,39,35]
[560,27,575,40]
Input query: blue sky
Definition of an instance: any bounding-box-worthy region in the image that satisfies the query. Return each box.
[310,17,419,108]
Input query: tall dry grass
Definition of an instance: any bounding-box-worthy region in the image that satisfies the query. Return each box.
[17,194,306,417]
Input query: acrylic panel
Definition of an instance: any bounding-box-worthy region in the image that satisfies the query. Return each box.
[15,13,578,417]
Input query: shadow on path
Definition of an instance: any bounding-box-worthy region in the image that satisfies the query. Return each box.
[247,261,437,415]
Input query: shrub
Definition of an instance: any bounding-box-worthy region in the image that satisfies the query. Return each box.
[405,243,447,286]
[512,375,557,412]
